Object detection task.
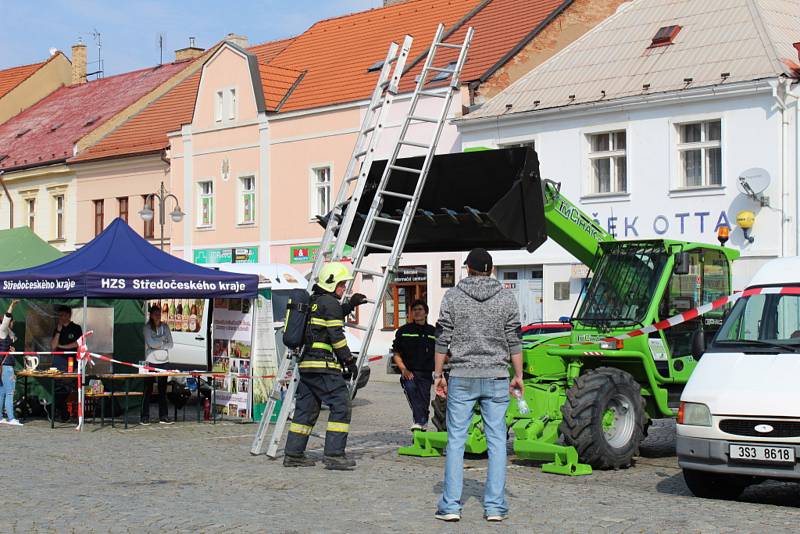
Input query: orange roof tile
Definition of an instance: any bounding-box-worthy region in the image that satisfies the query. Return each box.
[71,71,201,163]
[267,0,483,111]
[249,36,297,64]
[399,0,569,92]
[0,59,48,99]
[258,62,305,111]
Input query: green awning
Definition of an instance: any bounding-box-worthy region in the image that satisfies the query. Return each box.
[0,227,62,271]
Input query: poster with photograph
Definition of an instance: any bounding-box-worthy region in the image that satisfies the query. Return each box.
[251,290,278,421]
[211,297,253,419]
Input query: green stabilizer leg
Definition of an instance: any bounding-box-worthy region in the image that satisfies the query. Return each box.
[398,431,447,457]
[398,415,487,457]
[512,418,592,476]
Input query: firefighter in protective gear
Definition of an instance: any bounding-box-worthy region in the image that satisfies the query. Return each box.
[284,262,367,470]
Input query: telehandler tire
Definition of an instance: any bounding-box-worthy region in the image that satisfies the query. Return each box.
[560,367,647,469]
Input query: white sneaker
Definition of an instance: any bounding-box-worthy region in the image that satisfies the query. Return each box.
[5,419,23,427]
[434,512,460,522]
[410,423,423,432]
[0,418,7,425]
[485,515,507,522]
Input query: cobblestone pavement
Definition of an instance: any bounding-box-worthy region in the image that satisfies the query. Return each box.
[5,382,800,533]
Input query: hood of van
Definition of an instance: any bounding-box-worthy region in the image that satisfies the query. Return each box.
[682,352,800,417]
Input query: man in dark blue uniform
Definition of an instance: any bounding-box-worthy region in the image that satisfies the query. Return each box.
[392,300,436,432]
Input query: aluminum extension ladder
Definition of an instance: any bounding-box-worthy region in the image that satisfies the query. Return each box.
[251,36,413,457]
[251,23,474,459]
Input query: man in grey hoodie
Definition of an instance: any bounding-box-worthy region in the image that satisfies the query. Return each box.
[433,248,523,523]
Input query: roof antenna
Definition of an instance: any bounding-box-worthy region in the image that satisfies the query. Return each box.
[87,29,104,79]
[156,32,166,65]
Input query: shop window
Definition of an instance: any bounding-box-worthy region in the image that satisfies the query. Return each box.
[26,198,35,231]
[554,281,570,301]
[588,130,626,194]
[142,195,155,238]
[383,266,427,329]
[311,166,331,219]
[118,196,128,223]
[93,199,104,236]
[677,119,721,187]
[197,181,214,227]
[239,176,255,224]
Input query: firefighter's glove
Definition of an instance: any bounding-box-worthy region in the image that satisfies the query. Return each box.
[349,293,368,307]
[342,359,359,380]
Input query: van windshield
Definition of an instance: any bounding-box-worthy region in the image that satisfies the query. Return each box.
[711,292,800,353]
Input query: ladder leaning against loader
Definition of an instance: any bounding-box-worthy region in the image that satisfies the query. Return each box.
[251,23,474,458]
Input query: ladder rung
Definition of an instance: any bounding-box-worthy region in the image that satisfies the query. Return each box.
[398,140,430,149]
[365,241,393,252]
[379,189,414,200]
[347,323,368,331]
[428,66,455,74]
[353,267,385,277]
[354,149,369,159]
[363,126,376,135]
[419,90,448,99]
[374,215,402,226]
[372,101,384,111]
[408,115,438,123]
[389,164,422,174]
[345,175,360,183]
[436,42,463,50]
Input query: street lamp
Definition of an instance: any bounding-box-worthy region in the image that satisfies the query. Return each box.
[139,181,185,250]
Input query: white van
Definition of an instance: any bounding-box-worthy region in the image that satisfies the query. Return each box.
[161,263,368,386]
[677,257,800,499]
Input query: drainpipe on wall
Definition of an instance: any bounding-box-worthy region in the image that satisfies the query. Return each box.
[0,168,12,229]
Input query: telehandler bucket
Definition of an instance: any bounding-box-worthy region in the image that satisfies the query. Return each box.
[325,146,548,254]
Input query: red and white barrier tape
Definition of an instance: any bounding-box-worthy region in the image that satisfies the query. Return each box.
[0,351,77,355]
[556,286,800,346]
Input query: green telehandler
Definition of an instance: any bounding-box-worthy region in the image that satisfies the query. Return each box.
[338,146,739,475]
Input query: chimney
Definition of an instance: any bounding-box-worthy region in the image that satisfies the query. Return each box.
[384,0,410,5]
[175,36,204,61]
[71,41,87,85]
[225,33,249,49]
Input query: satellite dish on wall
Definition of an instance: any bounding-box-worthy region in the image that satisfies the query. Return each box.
[48,47,59,56]
[737,168,770,206]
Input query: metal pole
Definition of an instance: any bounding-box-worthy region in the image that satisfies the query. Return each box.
[79,295,88,432]
[159,182,166,251]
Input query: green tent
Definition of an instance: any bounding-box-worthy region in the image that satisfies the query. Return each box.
[0,228,145,417]
[0,227,63,270]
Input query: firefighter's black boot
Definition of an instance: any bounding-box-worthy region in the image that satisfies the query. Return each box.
[283,454,316,467]
[323,454,356,470]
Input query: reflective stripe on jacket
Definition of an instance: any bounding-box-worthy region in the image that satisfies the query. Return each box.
[299,287,351,374]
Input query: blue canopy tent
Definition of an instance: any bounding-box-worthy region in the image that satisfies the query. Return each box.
[0,218,258,299]
[0,218,258,429]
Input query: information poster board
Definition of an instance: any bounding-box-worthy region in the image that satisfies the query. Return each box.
[211,298,254,419]
[251,289,278,422]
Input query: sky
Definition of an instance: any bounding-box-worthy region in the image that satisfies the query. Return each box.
[0,0,382,74]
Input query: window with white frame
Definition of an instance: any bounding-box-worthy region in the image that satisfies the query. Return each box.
[214,91,223,122]
[197,181,214,227]
[676,119,721,187]
[239,175,255,224]
[54,194,64,240]
[311,166,331,219]
[227,88,237,120]
[26,198,35,231]
[587,130,627,194]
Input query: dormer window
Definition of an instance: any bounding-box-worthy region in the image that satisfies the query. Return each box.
[650,25,681,48]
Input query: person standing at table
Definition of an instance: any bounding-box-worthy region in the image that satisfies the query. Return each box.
[392,300,436,432]
[0,300,22,426]
[50,305,82,422]
[142,305,174,425]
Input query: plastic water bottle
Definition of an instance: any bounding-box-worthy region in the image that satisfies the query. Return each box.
[513,388,530,415]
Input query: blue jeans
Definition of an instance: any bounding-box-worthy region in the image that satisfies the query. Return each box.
[0,365,16,420]
[438,376,509,517]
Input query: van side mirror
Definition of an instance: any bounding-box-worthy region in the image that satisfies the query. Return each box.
[674,252,690,275]
[691,329,705,360]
